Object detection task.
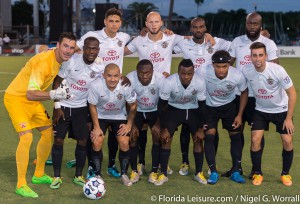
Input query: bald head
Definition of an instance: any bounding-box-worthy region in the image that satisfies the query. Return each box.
[246,12,262,23]
[245,12,262,40]
[146,12,161,22]
[104,63,120,74]
[146,12,163,34]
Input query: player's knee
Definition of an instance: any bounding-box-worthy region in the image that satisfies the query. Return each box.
[118,140,129,151]
[54,138,64,146]
[77,139,87,147]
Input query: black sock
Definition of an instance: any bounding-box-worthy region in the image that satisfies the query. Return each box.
[75,144,87,177]
[251,135,265,173]
[214,131,219,156]
[204,134,216,172]
[108,131,118,168]
[151,144,160,173]
[282,149,294,175]
[230,133,242,171]
[119,150,130,175]
[194,151,203,175]
[160,149,171,176]
[250,149,263,174]
[52,144,63,177]
[138,129,147,165]
[86,138,94,168]
[91,149,103,176]
[129,145,138,172]
[180,125,190,164]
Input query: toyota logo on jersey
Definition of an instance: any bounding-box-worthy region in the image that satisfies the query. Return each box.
[106,103,115,108]
[107,50,117,56]
[77,80,86,86]
[150,52,160,59]
[258,89,267,94]
[140,97,149,103]
[196,58,205,64]
[244,55,251,61]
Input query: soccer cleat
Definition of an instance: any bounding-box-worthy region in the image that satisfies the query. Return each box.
[32,174,53,184]
[15,185,38,198]
[207,171,219,185]
[148,172,159,183]
[137,163,146,176]
[86,166,95,180]
[179,163,190,176]
[130,171,140,183]
[107,165,121,178]
[230,171,246,183]
[73,176,85,186]
[154,174,168,186]
[121,174,133,187]
[222,167,243,177]
[194,172,207,184]
[167,165,173,175]
[252,174,264,186]
[281,175,292,186]
[50,177,62,189]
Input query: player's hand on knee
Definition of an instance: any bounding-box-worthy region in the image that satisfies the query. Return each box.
[50,79,73,100]
[52,108,65,126]
[90,128,103,143]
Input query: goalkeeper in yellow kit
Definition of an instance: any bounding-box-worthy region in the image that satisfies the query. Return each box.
[4,32,76,198]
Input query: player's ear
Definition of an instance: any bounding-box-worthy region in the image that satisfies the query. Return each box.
[104,19,107,26]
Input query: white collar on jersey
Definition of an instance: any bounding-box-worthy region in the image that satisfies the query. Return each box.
[101,28,118,40]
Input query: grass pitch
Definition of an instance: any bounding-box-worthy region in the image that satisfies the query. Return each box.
[0,56,300,203]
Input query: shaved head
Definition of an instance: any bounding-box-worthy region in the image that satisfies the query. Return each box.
[104,63,120,74]
[146,12,161,22]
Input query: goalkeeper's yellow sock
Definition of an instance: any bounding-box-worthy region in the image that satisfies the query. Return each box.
[34,127,53,177]
[16,132,33,188]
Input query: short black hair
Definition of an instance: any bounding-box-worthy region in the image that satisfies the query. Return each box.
[250,42,266,53]
[58,32,76,44]
[105,8,122,19]
[84,37,99,46]
[136,59,153,70]
[178,59,194,71]
[211,50,231,63]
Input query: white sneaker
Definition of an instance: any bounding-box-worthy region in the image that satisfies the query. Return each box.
[148,172,158,184]
[137,163,146,176]
[130,171,140,183]
[121,174,133,187]
[179,163,189,176]
[167,165,173,175]
[154,174,168,186]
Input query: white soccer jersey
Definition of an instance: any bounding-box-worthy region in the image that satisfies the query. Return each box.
[88,78,137,120]
[127,70,165,112]
[127,33,184,74]
[229,34,278,96]
[173,37,231,70]
[242,62,293,113]
[58,53,105,108]
[159,73,206,109]
[197,64,247,107]
[77,29,131,72]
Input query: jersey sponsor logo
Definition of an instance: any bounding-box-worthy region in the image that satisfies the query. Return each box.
[209,89,229,97]
[104,102,121,111]
[103,50,120,61]
[161,42,169,48]
[196,58,205,64]
[107,50,117,56]
[71,83,88,92]
[141,97,149,103]
[239,55,252,66]
[77,80,86,86]
[258,89,267,94]
[106,103,115,108]
[138,97,155,107]
[149,52,165,63]
[267,77,274,85]
[177,97,192,104]
[255,94,274,99]
[283,76,291,84]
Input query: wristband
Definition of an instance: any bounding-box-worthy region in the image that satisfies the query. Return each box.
[54,102,61,109]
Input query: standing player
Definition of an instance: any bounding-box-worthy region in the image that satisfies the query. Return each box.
[225,12,279,178]
[173,17,231,175]
[197,50,248,184]
[4,32,76,198]
[242,42,296,186]
[88,63,137,186]
[126,59,165,184]
[154,59,206,186]
[77,8,131,178]
[50,37,105,189]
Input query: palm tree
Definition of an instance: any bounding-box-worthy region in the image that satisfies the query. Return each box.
[127,2,158,29]
[167,0,174,29]
[195,0,204,16]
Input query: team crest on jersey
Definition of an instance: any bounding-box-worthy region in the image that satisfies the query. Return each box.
[267,77,274,85]
[207,47,214,54]
[117,93,123,100]
[150,88,156,95]
[191,89,197,95]
[90,71,96,78]
[161,42,169,48]
[19,122,28,129]
[226,84,233,91]
[118,40,123,47]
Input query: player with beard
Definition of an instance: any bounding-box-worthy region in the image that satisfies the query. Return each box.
[224,12,279,178]
[50,37,105,189]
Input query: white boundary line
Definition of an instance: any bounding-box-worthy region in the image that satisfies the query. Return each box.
[0,90,6,92]
[0,72,17,75]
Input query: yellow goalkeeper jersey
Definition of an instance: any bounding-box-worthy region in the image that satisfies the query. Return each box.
[6,49,61,96]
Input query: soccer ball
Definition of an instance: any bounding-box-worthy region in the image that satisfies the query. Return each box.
[83,177,106,200]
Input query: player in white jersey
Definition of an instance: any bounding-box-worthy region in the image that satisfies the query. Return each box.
[224,12,279,178]
[50,37,104,189]
[77,8,131,178]
[242,42,296,186]
[173,17,231,175]
[88,64,137,187]
[126,59,165,184]
[197,50,248,184]
[153,59,206,186]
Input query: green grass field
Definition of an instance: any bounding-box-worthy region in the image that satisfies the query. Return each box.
[0,56,300,204]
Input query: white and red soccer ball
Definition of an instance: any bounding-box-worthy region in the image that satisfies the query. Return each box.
[83,177,106,200]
